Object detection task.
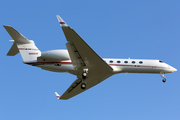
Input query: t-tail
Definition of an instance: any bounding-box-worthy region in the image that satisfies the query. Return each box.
[4,26,41,63]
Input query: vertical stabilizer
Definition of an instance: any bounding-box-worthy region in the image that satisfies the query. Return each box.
[4,26,41,62]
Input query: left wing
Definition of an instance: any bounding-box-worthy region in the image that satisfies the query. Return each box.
[60,74,112,100]
[56,15,113,100]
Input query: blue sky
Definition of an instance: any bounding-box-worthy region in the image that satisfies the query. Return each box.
[1,0,180,120]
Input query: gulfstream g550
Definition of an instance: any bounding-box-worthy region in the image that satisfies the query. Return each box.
[4,15,177,100]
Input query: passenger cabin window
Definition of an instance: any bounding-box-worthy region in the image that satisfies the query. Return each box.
[132,61,135,64]
[117,61,121,63]
[139,61,143,64]
[124,61,128,64]
[110,60,113,63]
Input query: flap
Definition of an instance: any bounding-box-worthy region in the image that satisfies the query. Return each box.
[66,42,83,70]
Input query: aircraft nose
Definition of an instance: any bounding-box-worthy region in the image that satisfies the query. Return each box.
[173,68,177,72]
[170,66,177,72]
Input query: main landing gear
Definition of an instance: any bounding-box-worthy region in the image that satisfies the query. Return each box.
[81,70,88,89]
[160,73,166,83]
[81,82,86,89]
[82,72,88,79]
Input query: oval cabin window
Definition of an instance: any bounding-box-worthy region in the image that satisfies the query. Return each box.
[124,61,128,64]
[139,61,143,64]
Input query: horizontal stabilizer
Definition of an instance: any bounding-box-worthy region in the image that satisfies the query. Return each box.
[54,92,61,99]
[3,25,30,44]
[7,42,19,56]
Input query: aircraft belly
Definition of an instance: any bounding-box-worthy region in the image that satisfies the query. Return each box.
[121,66,163,73]
[37,64,74,72]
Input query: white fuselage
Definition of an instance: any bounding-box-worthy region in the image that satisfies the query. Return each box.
[25,50,177,75]
[104,58,176,74]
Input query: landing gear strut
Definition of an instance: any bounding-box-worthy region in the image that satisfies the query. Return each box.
[160,73,166,83]
[81,70,88,89]
[82,72,88,79]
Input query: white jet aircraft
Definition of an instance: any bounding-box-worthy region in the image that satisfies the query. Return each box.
[4,15,177,100]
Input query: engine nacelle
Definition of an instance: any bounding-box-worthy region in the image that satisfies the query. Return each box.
[41,50,70,60]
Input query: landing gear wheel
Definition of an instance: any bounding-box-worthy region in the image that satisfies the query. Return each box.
[82,72,87,79]
[162,78,166,83]
[160,73,166,83]
[81,83,86,89]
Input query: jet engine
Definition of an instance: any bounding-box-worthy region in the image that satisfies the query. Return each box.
[40,50,70,61]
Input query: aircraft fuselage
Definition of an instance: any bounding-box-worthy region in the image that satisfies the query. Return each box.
[25,56,177,74]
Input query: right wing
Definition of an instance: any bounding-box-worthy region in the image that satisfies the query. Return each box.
[56,15,113,100]
[56,15,113,73]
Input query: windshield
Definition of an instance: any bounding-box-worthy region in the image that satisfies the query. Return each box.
[159,60,164,63]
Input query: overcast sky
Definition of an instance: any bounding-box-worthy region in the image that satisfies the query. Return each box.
[1,0,180,120]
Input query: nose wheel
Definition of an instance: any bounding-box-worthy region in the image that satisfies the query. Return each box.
[162,78,166,83]
[160,73,166,83]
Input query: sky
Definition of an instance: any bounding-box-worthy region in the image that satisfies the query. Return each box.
[1,0,180,120]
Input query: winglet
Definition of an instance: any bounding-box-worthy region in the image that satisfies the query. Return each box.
[56,15,68,27]
[54,92,61,99]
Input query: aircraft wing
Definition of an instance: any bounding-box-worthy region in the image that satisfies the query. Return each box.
[56,15,113,100]
[60,74,112,100]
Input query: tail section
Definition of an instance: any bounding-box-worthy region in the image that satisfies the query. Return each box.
[4,26,41,62]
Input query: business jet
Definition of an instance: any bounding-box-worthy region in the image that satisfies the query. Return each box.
[4,15,177,100]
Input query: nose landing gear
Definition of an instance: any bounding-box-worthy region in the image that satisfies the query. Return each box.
[162,78,166,83]
[160,73,166,83]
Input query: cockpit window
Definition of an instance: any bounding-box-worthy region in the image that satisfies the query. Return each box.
[159,60,164,63]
